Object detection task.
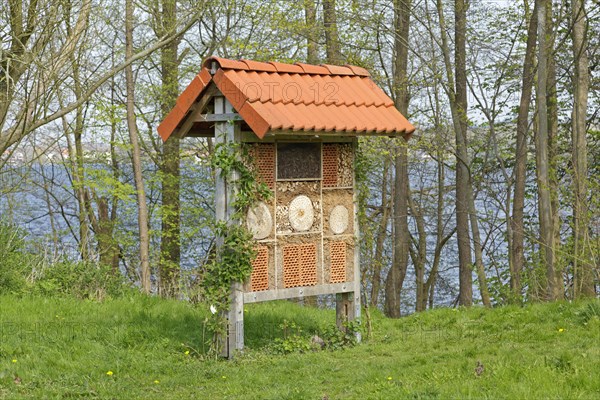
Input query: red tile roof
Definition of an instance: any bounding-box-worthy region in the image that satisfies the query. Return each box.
[157,56,415,141]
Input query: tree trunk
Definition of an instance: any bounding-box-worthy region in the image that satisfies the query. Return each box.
[511,1,538,302]
[535,0,558,301]
[454,0,473,306]
[126,0,151,293]
[425,144,446,310]
[434,0,473,306]
[304,0,319,64]
[95,196,119,271]
[545,1,563,299]
[467,187,492,307]
[407,189,427,312]
[158,0,181,298]
[384,0,411,318]
[322,0,342,64]
[570,0,594,297]
[370,156,391,307]
[71,109,90,262]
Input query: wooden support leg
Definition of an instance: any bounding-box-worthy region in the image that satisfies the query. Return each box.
[336,291,362,342]
[226,282,244,359]
[214,96,245,359]
[336,292,354,330]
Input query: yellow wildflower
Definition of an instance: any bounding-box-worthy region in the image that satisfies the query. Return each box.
[558,328,564,333]
[106,371,114,376]
[11,359,17,363]
[185,350,190,355]
[154,380,160,384]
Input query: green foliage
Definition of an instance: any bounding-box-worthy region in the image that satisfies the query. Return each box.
[575,301,600,326]
[201,222,256,309]
[0,222,38,295]
[201,141,273,354]
[34,261,130,300]
[0,220,131,299]
[270,320,312,354]
[270,318,361,354]
[320,319,362,350]
[354,139,371,233]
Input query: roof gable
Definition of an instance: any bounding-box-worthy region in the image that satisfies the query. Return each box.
[157,56,415,141]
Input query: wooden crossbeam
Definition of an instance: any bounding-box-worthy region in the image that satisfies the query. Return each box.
[195,113,241,122]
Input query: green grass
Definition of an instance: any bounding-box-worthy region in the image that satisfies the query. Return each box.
[1,295,599,399]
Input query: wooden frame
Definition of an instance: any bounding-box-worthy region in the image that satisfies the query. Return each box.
[205,92,361,359]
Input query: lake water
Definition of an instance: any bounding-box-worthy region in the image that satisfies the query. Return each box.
[1,160,518,311]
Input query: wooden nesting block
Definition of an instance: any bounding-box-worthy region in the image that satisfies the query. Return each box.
[322,189,354,237]
[338,143,354,188]
[276,181,321,235]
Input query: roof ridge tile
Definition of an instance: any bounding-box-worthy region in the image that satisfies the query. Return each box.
[345,65,370,77]
[240,59,277,72]
[268,61,304,74]
[320,64,354,75]
[294,62,332,75]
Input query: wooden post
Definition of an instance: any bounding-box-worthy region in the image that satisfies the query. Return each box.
[353,137,362,342]
[335,138,361,342]
[336,292,354,328]
[214,96,244,359]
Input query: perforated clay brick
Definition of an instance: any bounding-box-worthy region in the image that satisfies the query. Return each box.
[329,241,347,283]
[322,144,339,188]
[299,243,317,286]
[249,143,275,190]
[283,243,317,288]
[250,246,269,291]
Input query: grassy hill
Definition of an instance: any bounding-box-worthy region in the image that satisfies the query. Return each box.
[1,295,599,399]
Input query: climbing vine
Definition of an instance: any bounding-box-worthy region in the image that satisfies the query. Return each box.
[202,140,272,356]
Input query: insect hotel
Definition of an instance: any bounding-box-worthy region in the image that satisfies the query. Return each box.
[158,56,414,358]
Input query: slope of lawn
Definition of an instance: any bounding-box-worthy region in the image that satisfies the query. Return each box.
[1,294,599,399]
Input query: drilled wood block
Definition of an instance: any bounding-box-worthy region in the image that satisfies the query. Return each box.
[338,143,354,187]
